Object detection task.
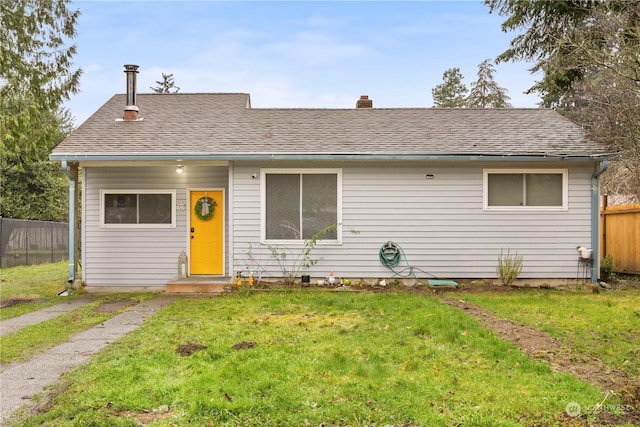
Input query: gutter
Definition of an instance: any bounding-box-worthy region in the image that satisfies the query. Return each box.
[590,161,609,283]
[61,161,77,284]
[49,152,618,163]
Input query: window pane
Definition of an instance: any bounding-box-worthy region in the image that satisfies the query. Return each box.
[266,174,301,239]
[104,194,137,223]
[488,174,523,206]
[302,174,337,239]
[526,174,563,206]
[139,194,172,223]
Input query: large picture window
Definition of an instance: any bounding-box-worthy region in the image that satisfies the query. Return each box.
[484,169,567,210]
[262,169,341,242]
[101,190,176,228]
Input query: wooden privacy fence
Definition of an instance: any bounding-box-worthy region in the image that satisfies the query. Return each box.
[600,201,640,274]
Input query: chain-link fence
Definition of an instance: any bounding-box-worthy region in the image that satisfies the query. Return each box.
[0,218,69,268]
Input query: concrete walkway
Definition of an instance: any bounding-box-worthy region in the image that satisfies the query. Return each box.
[0,297,96,337]
[0,295,177,426]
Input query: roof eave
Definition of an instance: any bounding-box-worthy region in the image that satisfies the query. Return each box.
[49,152,618,163]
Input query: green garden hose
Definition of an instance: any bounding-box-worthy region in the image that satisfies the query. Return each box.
[379,241,455,286]
[379,241,411,274]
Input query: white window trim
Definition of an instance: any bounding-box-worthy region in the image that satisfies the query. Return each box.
[483,169,568,211]
[260,168,343,245]
[100,189,177,228]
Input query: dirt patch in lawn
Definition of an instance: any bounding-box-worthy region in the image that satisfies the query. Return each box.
[108,404,174,425]
[0,297,43,309]
[232,341,255,350]
[440,296,640,426]
[176,342,207,356]
[93,298,138,313]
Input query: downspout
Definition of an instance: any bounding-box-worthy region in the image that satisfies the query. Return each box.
[61,161,78,285]
[591,161,608,283]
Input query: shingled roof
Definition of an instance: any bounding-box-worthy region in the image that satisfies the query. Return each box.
[51,93,612,161]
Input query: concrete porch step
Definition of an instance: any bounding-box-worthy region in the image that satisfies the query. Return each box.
[165,277,230,294]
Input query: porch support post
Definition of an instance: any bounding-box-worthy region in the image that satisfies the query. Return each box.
[228,162,235,277]
[590,161,608,284]
[62,161,80,286]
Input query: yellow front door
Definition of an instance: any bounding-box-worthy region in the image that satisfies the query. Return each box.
[189,190,224,275]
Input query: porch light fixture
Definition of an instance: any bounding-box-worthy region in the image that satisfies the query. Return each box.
[176,165,184,174]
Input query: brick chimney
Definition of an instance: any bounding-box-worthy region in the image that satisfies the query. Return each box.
[356,95,373,109]
[123,64,140,120]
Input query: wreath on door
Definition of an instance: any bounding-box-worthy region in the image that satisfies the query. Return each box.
[194,197,217,221]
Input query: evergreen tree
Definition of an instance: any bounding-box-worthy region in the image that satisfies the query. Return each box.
[487,0,640,200]
[466,59,512,108]
[486,0,639,99]
[150,73,180,94]
[0,0,81,219]
[431,68,468,108]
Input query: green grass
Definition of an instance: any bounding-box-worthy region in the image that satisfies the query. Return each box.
[10,291,606,427]
[0,294,154,363]
[452,289,640,376]
[0,261,71,319]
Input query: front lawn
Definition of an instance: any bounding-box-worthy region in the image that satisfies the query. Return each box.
[0,261,71,319]
[454,288,640,376]
[11,291,606,426]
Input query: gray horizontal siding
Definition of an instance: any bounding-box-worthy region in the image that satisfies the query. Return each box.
[231,161,595,281]
[82,165,228,286]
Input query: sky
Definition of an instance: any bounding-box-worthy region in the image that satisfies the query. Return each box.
[65,0,542,125]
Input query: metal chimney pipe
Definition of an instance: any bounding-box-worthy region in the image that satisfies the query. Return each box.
[123,64,139,120]
[124,64,139,105]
